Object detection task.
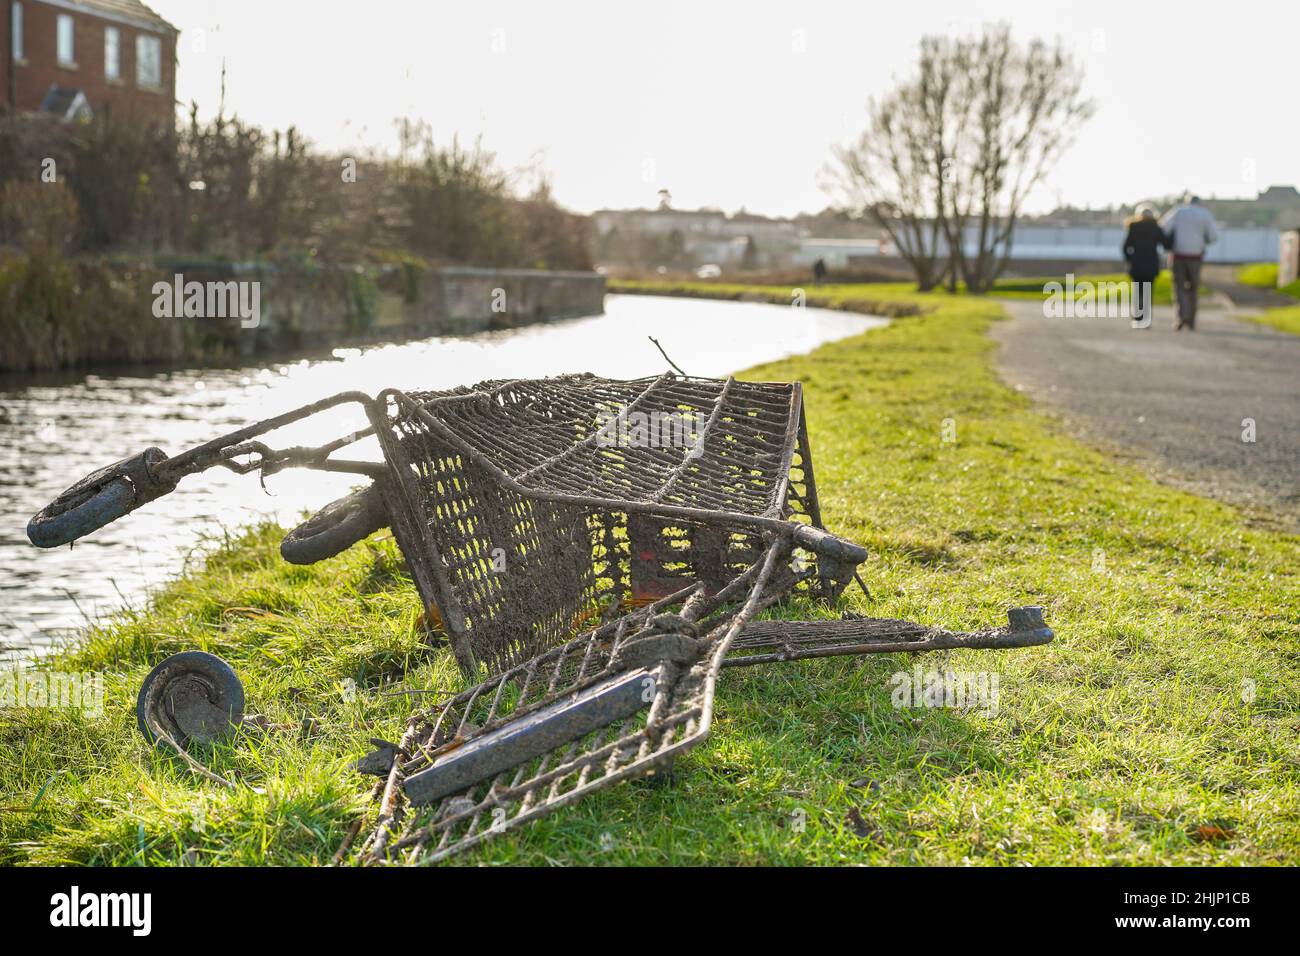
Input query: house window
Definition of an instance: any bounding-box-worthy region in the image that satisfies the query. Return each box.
[57,14,75,66]
[105,27,121,80]
[10,3,21,61]
[137,34,162,88]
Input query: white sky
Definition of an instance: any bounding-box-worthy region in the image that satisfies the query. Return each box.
[149,0,1298,217]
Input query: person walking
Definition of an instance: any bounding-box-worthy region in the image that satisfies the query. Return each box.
[1121,203,1168,328]
[1161,194,1218,330]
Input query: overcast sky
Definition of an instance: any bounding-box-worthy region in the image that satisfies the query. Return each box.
[149,0,1297,217]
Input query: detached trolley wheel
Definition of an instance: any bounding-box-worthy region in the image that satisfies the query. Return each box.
[136,652,245,747]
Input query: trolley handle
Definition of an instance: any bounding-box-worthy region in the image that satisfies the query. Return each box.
[791,524,868,566]
[27,447,177,548]
[27,391,383,550]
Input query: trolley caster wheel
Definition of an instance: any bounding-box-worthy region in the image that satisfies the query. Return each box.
[280,484,389,565]
[136,652,245,748]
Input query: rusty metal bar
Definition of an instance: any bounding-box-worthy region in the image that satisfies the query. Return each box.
[403,666,662,805]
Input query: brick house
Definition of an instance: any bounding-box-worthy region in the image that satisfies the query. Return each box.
[1,0,177,123]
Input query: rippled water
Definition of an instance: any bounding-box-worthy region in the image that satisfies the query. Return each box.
[0,294,881,658]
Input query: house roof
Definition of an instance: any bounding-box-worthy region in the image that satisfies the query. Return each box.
[1257,185,1300,205]
[40,86,92,120]
[42,0,178,34]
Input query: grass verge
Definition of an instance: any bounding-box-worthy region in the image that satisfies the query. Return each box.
[616,273,1182,307]
[1237,262,1300,299]
[1239,305,1300,337]
[3,281,1297,865]
[1233,263,1300,336]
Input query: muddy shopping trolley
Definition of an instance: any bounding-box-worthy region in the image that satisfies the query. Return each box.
[30,373,881,675]
[28,373,1054,861]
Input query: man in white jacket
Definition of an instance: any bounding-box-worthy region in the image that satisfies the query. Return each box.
[1161,195,1219,330]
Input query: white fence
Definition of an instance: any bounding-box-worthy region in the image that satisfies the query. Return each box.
[990,224,1280,264]
[798,224,1282,266]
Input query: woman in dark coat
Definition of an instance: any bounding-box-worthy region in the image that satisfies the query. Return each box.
[1122,204,1168,327]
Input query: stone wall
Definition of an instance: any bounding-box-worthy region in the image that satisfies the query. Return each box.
[150,261,607,357]
[0,256,607,372]
[430,267,608,330]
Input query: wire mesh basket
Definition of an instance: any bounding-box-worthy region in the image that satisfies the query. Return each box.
[368,374,859,676]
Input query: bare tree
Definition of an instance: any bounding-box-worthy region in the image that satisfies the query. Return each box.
[828,83,947,290]
[829,24,1093,293]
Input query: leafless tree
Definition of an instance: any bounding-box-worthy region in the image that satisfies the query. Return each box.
[828,82,947,290]
[829,24,1093,293]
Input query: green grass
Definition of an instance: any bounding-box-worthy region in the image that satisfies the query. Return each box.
[3,281,1298,866]
[615,272,1182,306]
[1239,305,1300,337]
[1234,263,1300,336]
[1237,262,1300,299]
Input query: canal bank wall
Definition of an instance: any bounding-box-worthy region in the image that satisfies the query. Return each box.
[0,256,606,372]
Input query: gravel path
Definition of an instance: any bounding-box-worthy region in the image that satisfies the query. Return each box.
[991,294,1300,521]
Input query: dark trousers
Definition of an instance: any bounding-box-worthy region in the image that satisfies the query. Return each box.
[1172,257,1203,329]
[1130,276,1155,327]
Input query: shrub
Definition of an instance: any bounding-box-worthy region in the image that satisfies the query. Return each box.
[0,251,186,372]
[0,112,594,270]
[0,180,81,252]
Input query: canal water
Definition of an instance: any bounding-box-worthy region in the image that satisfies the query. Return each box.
[0,294,882,658]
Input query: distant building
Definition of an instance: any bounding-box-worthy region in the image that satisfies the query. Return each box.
[594,189,1295,274]
[986,223,1278,265]
[2,0,178,123]
[794,237,894,269]
[593,206,900,272]
[948,187,1299,267]
[1202,185,1300,229]
[591,206,804,271]
[998,188,1298,263]
[591,207,801,242]
[1032,185,1300,231]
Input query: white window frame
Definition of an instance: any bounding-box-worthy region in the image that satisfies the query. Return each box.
[10,3,22,61]
[104,26,120,80]
[136,34,162,89]
[56,13,75,67]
